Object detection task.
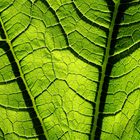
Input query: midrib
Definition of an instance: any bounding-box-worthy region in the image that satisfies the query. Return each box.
[90,0,121,139]
[0,17,48,139]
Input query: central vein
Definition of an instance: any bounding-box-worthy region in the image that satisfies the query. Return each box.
[90,0,121,139]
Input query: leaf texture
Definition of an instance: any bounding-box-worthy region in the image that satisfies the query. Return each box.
[0,0,140,140]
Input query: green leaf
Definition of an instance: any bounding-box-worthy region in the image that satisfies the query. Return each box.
[0,0,140,139]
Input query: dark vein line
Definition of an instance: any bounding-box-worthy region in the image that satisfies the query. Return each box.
[52,47,101,68]
[90,0,121,139]
[0,0,15,13]
[72,0,109,30]
[110,40,140,62]
[0,16,48,139]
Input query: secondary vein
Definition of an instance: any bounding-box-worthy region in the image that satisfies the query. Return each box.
[0,17,48,140]
[90,0,120,139]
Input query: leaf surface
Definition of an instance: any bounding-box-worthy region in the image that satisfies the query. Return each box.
[0,0,140,140]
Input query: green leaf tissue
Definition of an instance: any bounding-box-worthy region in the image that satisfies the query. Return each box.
[0,0,140,139]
